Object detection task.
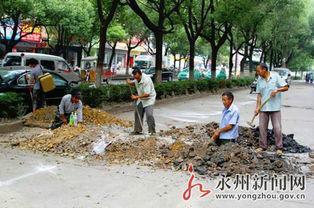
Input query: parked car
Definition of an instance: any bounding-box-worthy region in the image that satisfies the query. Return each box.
[177,68,202,80]
[272,67,292,85]
[144,67,174,82]
[0,67,78,111]
[2,52,80,83]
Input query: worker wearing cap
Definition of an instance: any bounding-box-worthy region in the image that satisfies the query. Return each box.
[209,91,240,145]
[255,63,289,156]
[126,68,156,135]
[50,89,83,129]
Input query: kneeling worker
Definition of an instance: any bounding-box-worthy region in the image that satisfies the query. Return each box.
[51,89,83,129]
[209,91,240,145]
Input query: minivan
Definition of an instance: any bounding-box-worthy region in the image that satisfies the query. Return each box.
[2,52,80,82]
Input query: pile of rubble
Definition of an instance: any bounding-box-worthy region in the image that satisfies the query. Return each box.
[11,121,311,177]
[23,106,132,128]
[103,122,311,176]
[159,122,311,153]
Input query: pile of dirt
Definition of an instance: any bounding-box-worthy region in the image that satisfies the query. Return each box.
[10,121,311,177]
[13,124,132,157]
[83,106,131,127]
[17,124,87,153]
[23,106,56,128]
[160,122,311,153]
[238,127,311,153]
[105,138,158,165]
[159,141,298,177]
[23,106,132,128]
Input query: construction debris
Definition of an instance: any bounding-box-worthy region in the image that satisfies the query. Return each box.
[9,121,312,177]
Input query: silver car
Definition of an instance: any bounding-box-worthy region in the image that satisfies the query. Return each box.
[273,68,292,85]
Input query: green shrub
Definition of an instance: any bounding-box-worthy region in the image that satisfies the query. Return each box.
[0,92,27,118]
[77,77,254,107]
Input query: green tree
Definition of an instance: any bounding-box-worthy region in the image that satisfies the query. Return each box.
[107,23,127,70]
[118,7,150,74]
[165,27,189,70]
[177,0,211,80]
[38,0,95,59]
[0,0,41,55]
[95,0,120,87]
[127,0,184,83]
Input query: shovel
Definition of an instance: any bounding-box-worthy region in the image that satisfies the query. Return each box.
[128,83,146,138]
[247,97,271,128]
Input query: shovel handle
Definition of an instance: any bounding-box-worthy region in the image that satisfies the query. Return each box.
[259,97,271,111]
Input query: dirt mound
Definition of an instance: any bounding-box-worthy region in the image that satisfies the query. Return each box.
[160,122,311,153]
[24,106,132,128]
[105,138,158,165]
[10,121,310,177]
[17,124,87,153]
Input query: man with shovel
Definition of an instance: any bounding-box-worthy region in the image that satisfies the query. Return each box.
[254,63,289,156]
[127,68,156,135]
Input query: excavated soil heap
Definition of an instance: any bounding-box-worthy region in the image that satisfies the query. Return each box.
[24,106,132,128]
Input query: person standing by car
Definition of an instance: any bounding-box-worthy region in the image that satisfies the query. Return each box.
[255,63,289,156]
[29,58,44,112]
[126,68,156,135]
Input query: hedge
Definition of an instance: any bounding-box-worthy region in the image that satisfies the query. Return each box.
[77,77,254,107]
[0,92,27,118]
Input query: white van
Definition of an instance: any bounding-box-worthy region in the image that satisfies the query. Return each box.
[2,52,80,82]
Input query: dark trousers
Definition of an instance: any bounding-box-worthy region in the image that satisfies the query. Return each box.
[259,111,283,150]
[32,89,45,110]
[134,102,156,133]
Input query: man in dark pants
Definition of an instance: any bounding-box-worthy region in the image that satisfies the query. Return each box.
[126,68,156,135]
[50,90,83,129]
[29,58,44,113]
[255,63,289,156]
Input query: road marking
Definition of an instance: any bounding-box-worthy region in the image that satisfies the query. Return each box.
[0,165,57,187]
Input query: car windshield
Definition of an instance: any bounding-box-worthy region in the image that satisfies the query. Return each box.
[273,70,287,76]
[144,68,155,74]
[3,56,22,67]
[0,70,21,82]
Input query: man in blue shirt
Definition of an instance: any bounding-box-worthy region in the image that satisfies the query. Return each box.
[210,91,240,145]
[255,63,289,156]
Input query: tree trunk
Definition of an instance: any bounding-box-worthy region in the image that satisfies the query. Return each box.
[248,45,254,72]
[96,26,107,87]
[189,40,195,80]
[211,48,218,79]
[228,36,233,79]
[240,45,248,72]
[108,42,117,71]
[154,31,163,83]
[269,49,273,71]
[126,46,131,75]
